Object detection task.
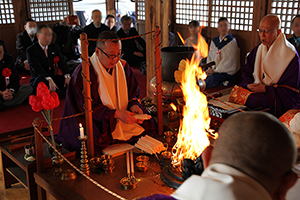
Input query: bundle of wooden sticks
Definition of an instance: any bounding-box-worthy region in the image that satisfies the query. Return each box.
[135,135,166,155]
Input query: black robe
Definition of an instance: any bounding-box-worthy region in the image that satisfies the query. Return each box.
[0,53,19,92]
[83,23,110,56]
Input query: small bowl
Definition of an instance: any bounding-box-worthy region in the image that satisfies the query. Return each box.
[102,159,115,168]
[136,162,149,172]
[101,154,112,161]
[90,157,102,170]
[161,151,172,160]
[136,155,149,163]
[60,169,77,181]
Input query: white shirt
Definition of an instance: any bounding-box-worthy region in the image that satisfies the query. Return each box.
[93,22,101,29]
[171,163,272,200]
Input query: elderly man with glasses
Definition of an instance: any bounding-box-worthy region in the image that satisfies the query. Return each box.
[229,14,300,117]
[58,31,156,155]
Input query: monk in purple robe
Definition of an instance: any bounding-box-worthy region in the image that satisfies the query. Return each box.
[58,31,156,154]
[230,15,300,117]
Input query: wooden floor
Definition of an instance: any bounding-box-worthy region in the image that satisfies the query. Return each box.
[0,172,29,200]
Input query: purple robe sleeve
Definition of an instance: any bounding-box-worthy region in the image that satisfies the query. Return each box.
[239,47,300,117]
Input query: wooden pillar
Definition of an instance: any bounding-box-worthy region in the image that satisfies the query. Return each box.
[33,118,46,200]
[80,33,94,158]
[155,27,163,135]
[252,0,269,48]
[145,0,155,98]
[106,0,116,16]
[162,0,170,47]
[12,0,28,33]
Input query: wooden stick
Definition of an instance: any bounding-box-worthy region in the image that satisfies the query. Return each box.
[126,151,130,177]
[130,151,134,175]
[155,26,163,136]
[80,33,94,157]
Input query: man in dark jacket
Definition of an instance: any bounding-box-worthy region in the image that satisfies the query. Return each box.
[15,19,38,72]
[83,9,110,56]
[117,15,146,68]
[105,14,118,33]
[288,15,300,56]
[27,24,70,97]
[53,15,83,61]
[0,40,32,111]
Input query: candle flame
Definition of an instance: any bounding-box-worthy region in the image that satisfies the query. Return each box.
[177,31,185,45]
[170,103,177,112]
[79,123,82,128]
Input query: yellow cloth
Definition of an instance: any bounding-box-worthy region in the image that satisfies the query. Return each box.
[253,32,296,86]
[90,53,144,141]
[229,85,253,105]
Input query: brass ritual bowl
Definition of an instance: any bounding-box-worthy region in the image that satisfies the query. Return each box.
[136,162,149,172]
[161,151,172,160]
[120,177,138,190]
[90,157,102,171]
[136,155,149,163]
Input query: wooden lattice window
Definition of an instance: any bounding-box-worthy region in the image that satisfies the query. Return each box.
[28,0,71,22]
[136,0,145,21]
[270,0,300,34]
[175,0,209,26]
[0,0,15,24]
[211,0,254,31]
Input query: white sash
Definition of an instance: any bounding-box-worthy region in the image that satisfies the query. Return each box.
[90,53,144,140]
[253,33,296,86]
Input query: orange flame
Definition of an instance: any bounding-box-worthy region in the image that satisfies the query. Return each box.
[177,31,185,45]
[172,31,217,167]
[170,103,177,112]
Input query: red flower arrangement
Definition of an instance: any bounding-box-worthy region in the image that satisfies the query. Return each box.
[2,68,11,77]
[53,56,59,64]
[2,68,12,87]
[29,82,60,147]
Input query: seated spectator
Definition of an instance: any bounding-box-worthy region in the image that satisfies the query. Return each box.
[105,14,118,33]
[185,20,201,47]
[0,40,32,111]
[117,15,146,68]
[27,24,70,97]
[140,112,298,200]
[53,15,83,61]
[83,9,110,56]
[168,20,175,47]
[205,17,240,88]
[15,19,38,72]
[288,15,300,56]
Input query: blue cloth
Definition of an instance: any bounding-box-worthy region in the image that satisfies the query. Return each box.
[212,34,234,50]
[205,73,236,89]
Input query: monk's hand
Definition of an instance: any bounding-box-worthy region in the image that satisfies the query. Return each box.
[115,110,138,124]
[247,83,266,93]
[130,105,144,124]
[64,77,70,87]
[206,67,214,75]
[48,79,58,92]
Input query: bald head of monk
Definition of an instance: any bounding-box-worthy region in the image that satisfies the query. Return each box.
[258,14,281,49]
[203,112,298,199]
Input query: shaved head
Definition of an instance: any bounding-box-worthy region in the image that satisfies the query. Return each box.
[260,14,281,30]
[210,112,297,194]
[258,14,282,48]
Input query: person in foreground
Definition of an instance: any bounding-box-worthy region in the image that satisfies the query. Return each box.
[206,17,240,88]
[230,14,300,117]
[139,112,298,200]
[27,24,70,97]
[58,31,156,155]
[0,40,32,111]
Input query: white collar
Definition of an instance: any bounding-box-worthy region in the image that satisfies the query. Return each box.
[38,42,48,51]
[219,34,228,42]
[93,22,101,28]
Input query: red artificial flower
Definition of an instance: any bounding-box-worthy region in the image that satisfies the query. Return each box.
[50,91,60,108]
[2,68,11,78]
[41,93,56,110]
[36,82,50,98]
[29,95,43,112]
[53,56,59,64]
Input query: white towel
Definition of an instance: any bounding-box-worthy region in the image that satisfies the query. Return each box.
[253,32,296,86]
[90,53,144,140]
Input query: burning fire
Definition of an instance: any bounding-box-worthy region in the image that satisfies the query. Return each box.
[177,32,185,45]
[172,31,217,167]
[170,103,177,112]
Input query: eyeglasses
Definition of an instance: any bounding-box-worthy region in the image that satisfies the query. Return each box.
[97,47,123,59]
[257,29,278,34]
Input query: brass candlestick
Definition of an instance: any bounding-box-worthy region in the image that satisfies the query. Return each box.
[78,136,90,175]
